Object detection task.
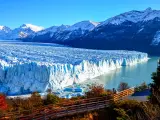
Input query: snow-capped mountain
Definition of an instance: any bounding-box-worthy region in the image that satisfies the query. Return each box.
[0,24,44,40]
[0,26,11,32]
[0,26,12,39]
[41,7,160,55]
[62,8,160,55]
[35,25,69,36]
[10,24,44,39]
[23,8,160,46]
[67,20,99,31]
[24,20,100,42]
[19,24,44,32]
[99,7,160,26]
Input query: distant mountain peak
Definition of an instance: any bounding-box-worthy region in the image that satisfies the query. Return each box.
[0,26,10,30]
[20,24,44,32]
[88,20,100,26]
[0,26,11,33]
[145,7,152,11]
[67,20,100,31]
[0,26,4,30]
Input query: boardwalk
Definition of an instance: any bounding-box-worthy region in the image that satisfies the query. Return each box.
[0,88,135,120]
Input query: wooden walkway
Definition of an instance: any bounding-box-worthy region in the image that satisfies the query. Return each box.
[0,88,135,120]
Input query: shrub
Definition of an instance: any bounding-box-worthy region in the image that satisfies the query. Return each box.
[117,82,130,92]
[9,92,43,112]
[100,90,114,100]
[134,82,148,92]
[85,84,105,98]
[45,93,60,105]
[0,94,7,110]
[85,84,114,101]
[114,100,151,120]
[114,108,130,120]
[28,92,43,108]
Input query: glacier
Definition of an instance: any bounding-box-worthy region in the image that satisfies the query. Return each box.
[0,42,148,96]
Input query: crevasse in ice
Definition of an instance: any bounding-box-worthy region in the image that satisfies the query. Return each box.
[0,42,148,95]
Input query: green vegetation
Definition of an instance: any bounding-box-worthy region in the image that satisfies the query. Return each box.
[134,82,148,92]
[150,59,160,106]
[44,93,60,105]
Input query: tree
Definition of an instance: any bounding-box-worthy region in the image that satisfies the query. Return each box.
[0,94,7,110]
[29,92,43,108]
[117,82,130,92]
[85,84,105,98]
[150,59,160,106]
[85,84,114,100]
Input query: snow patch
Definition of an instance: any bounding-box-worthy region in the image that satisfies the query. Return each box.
[67,20,100,31]
[137,28,144,33]
[20,24,44,32]
[151,31,160,45]
[36,25,69,36]
[0,26,4,30]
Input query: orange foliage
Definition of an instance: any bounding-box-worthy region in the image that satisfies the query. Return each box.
[86,85,105,98]
[0,94,7,110]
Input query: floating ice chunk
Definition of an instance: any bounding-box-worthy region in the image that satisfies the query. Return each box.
[73,88,83,92]
[64,88,73,92]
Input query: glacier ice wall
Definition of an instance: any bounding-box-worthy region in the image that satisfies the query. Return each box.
[0,42,148,95]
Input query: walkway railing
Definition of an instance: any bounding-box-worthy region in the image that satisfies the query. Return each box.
[0,87,135,120]
[114,87,135,101]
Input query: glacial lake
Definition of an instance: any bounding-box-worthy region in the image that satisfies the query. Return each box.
[83,57,159,90]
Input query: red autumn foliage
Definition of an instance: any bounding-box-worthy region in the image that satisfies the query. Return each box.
[0,94,7,110]
[86,84,105,98]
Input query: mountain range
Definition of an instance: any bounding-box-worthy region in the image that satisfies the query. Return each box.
[1,7,160,55]
[0,24,44,40]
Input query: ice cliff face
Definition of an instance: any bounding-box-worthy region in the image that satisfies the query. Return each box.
[0,42,148,95]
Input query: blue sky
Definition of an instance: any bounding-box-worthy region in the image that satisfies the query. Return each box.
[0,0,160,29]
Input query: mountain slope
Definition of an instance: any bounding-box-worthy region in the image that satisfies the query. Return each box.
[99,7,160,26]
[51,8,160,55]
[63,18,160,55]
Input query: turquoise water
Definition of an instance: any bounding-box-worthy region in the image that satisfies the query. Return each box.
[86,57,159,90]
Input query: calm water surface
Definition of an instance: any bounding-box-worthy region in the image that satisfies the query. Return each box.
[85,57,159,89]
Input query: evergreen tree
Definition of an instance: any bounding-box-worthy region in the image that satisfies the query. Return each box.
[150,59,160,105]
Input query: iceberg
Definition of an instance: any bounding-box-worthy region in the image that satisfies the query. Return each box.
[0,42,148,95]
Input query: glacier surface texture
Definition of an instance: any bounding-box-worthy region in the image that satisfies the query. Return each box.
[0,42,148,95]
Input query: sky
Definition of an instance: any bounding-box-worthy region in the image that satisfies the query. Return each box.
[0,0,160,29]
